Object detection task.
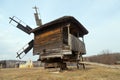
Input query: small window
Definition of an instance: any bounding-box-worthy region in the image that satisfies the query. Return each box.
[62,27,68,45]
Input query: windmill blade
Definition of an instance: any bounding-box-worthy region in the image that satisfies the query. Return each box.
[24,40,34,53]
[16,23,32,34]
[9,16,32,34]
[16,40,34,59]
[16,52,22,59]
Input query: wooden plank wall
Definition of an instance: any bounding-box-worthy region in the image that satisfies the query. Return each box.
[33,28,62,55]
[69,34,86,54]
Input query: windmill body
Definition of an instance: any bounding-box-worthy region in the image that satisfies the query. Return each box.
[9,9,88,70]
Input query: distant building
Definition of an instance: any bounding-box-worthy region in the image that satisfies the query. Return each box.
[115,61,120,65]
[0,60,24,68]
[0,60,42,68]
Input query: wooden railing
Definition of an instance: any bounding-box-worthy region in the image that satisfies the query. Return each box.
[69,34,86,54]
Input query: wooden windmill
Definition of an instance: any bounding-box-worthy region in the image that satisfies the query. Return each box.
[9,7,88,70]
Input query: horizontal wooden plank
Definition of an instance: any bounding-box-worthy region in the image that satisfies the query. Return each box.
[34,33,61,45]
[33,28,63,55]
[35,28,61,39]
[33,41,62,55]
[34,28,62,45]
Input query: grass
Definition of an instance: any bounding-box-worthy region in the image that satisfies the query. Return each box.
[0,65,120,80]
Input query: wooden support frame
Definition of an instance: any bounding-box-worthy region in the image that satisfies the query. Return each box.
[76,53,85,69]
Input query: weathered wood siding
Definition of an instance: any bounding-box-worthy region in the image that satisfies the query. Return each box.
[69,34,86,54]
[33,28,62,55]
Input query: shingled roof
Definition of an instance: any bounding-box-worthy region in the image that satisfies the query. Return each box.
[31,16,88,35]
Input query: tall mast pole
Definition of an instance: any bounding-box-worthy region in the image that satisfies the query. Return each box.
[33,6,42,27]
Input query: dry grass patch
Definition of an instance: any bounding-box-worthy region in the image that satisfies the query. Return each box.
[0,65,120,80]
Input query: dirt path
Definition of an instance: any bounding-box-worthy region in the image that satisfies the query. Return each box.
[81,61,120,69]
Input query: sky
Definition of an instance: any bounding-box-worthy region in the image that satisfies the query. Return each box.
[0,0,120,60]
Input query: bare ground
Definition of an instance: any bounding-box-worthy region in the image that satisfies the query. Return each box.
[0,64,120,80]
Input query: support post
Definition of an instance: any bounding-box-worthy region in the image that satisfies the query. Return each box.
[76,53,85,69]
[67,24,71,50]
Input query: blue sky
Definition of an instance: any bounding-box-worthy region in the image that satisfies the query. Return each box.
[0,0,120,60]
